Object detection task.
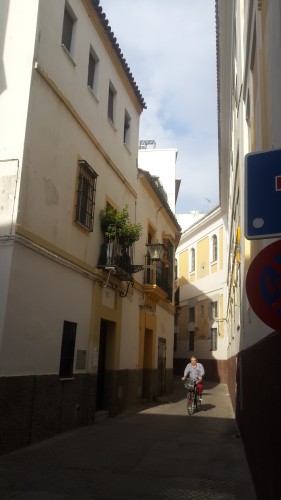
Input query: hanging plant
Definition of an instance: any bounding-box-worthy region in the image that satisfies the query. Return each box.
[118,220,142,248]
[100,206,118,242]
[100,204,142,246]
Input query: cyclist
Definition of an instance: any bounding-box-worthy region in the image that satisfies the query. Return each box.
[181,356,205,399]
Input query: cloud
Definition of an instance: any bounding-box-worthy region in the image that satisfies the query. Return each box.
[100,0,219,213]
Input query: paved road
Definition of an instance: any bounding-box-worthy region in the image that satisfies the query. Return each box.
[0,379,256,499]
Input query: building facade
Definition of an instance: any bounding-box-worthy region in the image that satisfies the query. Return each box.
[138,144,180,213]
[175,206,227,381]
[0,0,180,454]
[217,0,281,497]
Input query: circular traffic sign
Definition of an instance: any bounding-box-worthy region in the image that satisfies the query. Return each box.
[246,239,281,332]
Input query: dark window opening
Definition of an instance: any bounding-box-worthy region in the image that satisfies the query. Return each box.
[124,112,131,144]
[189,307,195,322]
[59,321,77,378]
[108,85,115,122]
[62,7,74,52]
[88,52,96,89]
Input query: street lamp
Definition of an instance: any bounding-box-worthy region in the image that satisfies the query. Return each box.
[145,243,166,261]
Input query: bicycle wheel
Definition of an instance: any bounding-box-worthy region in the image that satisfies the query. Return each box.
[187,391,195,415]
[196,394,201,412]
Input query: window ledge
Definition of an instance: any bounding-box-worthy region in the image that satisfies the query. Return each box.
[87,85,99,103]
[123,142,131,154]
[107,117,117,131]
[61,44,77,66]
[59,377,75,381]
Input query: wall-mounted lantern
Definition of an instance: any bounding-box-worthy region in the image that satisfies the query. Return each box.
[145,243,166,261]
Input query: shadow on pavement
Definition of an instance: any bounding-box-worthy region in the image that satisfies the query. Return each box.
[200,403,216,412]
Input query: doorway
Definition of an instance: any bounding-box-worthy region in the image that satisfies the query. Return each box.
[158,338,166,396]
[142,328,153,399]
[96,320,107,410]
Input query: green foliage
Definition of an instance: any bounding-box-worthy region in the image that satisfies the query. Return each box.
[100,206,118,241]
[100,204,142,246]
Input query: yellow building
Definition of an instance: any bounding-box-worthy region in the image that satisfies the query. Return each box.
[175,206,227,381]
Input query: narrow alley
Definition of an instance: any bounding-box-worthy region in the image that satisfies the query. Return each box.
[0,379,256,499]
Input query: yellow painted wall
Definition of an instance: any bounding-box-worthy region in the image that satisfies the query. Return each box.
[178,249,188,285]
[211,262,218,274]
[196,299,209,339]
[197,237,209,277]
[138,308,157,369]
[91,281,123,371]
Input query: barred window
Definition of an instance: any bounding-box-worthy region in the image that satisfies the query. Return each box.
[75,160,98,231]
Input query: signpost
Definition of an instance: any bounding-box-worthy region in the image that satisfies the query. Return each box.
[245,148,281,239]
[246,240,281,331]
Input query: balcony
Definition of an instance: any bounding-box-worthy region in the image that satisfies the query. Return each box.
[97,242,144,282]
[97,241,174,303]
[143,257,173,302]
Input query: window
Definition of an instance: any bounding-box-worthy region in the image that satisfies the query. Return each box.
[62,3,76,54]
[211,328,218,351]
[108,83,116,123]
[189,307,195,322]
[190,247,195,272]
[123,110,131,146]
[212,235,218,262]
[211,301,218,318]
[189,331,194,351]
[87,48,99,94]
[59,321,77,378]
[200,304,204,318]
[75,160,98,231]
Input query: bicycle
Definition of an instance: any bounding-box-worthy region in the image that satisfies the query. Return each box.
[184,378,202,415]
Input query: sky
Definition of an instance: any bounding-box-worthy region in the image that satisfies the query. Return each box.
[100,0,219,214]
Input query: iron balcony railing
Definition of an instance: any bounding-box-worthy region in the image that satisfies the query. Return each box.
[143,256,173,301]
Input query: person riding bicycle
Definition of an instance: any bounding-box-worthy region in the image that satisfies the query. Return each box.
[181,356,205,399]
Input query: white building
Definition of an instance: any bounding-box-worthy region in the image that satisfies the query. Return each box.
[138,144,181,213]
[217,0,281,496]
[0,0,180,454]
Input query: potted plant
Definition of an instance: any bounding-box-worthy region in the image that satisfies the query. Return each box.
[99,205,142,266]
[100,205,118,242]
[118,220,142,249]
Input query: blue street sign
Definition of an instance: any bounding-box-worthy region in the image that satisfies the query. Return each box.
[245,148,281,239]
